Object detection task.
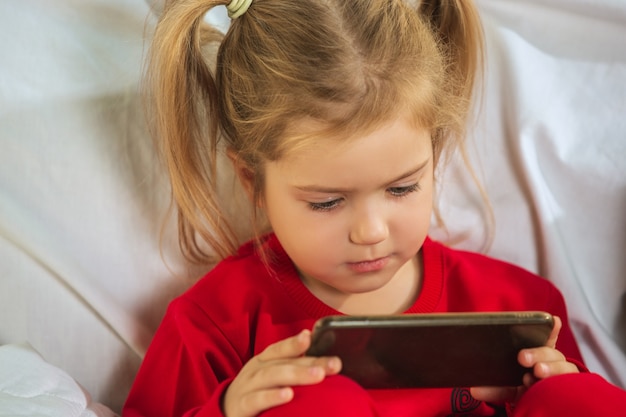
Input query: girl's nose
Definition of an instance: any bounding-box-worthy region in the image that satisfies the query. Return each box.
[349,207,389,245]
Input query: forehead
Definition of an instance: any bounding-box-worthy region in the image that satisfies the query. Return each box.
[268,116,432,187]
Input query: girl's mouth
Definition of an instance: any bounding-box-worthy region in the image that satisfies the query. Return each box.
[347,256,390,273]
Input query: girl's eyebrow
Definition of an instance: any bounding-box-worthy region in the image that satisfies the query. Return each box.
[294,158,431,193]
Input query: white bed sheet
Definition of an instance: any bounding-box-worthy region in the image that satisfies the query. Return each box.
[0,0,624,413]
[0,0,198,411]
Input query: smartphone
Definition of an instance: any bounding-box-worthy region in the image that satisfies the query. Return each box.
[305,311,554,389]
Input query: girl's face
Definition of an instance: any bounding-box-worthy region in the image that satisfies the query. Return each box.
[262,115,434,314]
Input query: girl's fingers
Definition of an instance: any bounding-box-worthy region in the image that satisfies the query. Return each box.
[518,346,574,378]
[227,356,340,417]
[257,330,312,362]
[470,386,521,403]
[472,315,577,407]
[225,357,321,417]
[546,315,562,348]
[531,359,580,379]
[518,346,566,368]
[224,331,342,417]
[518,315,566,367]
[246,356,341,390]
[228,386,294,417]
[253,330,342,377]
[517,315,579,382]
[522,372,538,387]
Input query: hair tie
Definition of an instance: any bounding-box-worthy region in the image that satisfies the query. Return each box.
[227,0,252,19]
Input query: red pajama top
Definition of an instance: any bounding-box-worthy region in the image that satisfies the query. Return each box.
[123,235,584,417]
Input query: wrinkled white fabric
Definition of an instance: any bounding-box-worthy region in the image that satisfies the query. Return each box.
[0,1,197,412]
[0,344,117,417]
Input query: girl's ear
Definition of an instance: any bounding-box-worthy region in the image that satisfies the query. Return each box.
[227,149,256,203]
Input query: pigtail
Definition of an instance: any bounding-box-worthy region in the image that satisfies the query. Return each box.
[146,0,238,263]
[418,0,484,156]
[419,0,493,250]
[419,0,483,105]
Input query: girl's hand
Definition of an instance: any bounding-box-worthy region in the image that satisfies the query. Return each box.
[470,316,579,404]
[223,330,342,417]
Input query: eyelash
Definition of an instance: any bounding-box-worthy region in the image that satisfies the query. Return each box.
[309,200,341,212]
[308,183,421,212]
[388,183,421,197]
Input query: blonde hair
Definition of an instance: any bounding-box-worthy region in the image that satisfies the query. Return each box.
[146,0,484,264]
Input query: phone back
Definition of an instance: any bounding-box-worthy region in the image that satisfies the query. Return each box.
[306,312,554,388]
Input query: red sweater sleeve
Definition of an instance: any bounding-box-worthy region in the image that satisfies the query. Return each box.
[123,297,243,417]
[431,238,586,366]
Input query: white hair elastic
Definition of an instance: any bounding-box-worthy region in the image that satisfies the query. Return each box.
[227,0,252,19]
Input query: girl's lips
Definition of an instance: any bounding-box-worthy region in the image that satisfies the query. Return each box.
[347,256,390,273]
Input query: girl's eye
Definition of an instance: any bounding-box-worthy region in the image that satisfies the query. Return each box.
[309,199,342,212]
[388,183,420,197]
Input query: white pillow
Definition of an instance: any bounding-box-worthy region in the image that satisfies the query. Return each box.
[0,344,117,417]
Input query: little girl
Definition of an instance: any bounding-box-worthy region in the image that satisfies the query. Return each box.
[123,0,626,416]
